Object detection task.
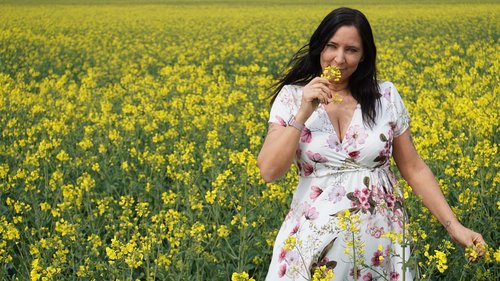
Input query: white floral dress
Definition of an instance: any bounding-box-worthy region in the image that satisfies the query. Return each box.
[265,81,414,281]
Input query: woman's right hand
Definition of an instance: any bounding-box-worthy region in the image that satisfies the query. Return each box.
[298,77,332,120]
[258,77,332,182]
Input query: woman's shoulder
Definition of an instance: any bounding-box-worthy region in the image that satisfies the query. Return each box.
[377,80,396,92]
[377,80,402,102]
[282,84,304,93]
[276,84,304,101]
[272,84,304,111]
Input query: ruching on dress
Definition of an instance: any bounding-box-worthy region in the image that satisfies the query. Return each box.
[300,162,391,179]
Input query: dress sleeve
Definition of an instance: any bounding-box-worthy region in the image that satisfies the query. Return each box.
[268,85,297,127]
[390,84,410,137]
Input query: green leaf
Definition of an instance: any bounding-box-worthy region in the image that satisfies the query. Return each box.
[346,192,357,201]
[363,176,370,187]
[326,261,337,269]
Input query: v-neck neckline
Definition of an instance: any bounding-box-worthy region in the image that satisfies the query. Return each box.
[321,103,360,144]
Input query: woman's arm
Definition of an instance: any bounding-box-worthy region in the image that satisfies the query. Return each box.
[257,122,303,183]
[258,78,332,182]
[392,129,486,254]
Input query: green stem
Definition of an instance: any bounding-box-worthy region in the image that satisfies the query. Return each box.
[129,264,133,281]
[223,236,239,260]
[237,176,248,272]
[351,220,358,280]
[402,209,407,281]
[370,266,390,281]
[294,244,310,280]
[152,244,159,281]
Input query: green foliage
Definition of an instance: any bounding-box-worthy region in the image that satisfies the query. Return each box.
[0,1,498,280]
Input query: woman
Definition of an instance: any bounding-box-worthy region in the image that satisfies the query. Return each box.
[258,7,485,280]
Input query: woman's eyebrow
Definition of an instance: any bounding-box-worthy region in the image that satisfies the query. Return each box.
[328,40,361,49]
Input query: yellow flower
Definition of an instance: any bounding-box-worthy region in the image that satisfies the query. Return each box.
[78,137,93,150]
[205,189,217,204]
[231,271,255,281]
[311,265,335,281]
[465,243,486,262]
[161,190,177,206]
[494,248,500,263]
[0,163,9,179]
[283,235,297,251]
[55,219,77,241]
[321,65,341,81]
[217,225,231,238]
[252,255,263,265]
[76,265,88,277]
[30,258,42,281]
[105,247,118,261]
[190,222,206,242]
[121,161,129,172]
[427,250,448,273]
[56,150,71,161]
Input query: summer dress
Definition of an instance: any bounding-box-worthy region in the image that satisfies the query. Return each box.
[265,81,414,281]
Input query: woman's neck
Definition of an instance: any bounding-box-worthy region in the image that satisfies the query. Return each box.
[330,82,350,94]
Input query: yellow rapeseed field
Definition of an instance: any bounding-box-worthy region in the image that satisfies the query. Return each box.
[0,1,498,280]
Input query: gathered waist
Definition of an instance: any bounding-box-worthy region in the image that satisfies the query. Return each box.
[298,163,391,178]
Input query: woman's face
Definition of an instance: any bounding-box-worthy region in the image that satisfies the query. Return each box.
[320,25,364,83]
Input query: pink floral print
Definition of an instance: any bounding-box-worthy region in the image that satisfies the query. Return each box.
[371,249,384,266]
[363,272,373,281]
[390,271,400,281]
[278,264,286,277]
[266,82,413,280]
[275,115,287,127]
[305,151,328,163]
[310,186,323,200]
[305,206,319,220]
[327,134,342,152]
[344,124,368,148]
[348,150,361,160]
[301,127,312,143]
[328,184,346,203]
[301,162,314,176]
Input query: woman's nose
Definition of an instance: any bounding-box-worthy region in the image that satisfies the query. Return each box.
[334,50,345,65]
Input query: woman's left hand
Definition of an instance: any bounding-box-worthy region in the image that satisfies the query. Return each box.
[446,221,486,261]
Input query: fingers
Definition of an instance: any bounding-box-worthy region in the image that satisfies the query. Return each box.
[304,78,332,105]
[472,233,487,256]
[465,232,487,262]
[314,84,332,103]
[310,76,332,86]
[308,77,332,94]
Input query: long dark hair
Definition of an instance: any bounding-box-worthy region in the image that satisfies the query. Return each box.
[271,7,380,127]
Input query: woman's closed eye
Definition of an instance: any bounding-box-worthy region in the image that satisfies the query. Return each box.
[326,43,337,49]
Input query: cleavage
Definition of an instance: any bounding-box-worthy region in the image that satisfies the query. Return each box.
[324,102,358,143]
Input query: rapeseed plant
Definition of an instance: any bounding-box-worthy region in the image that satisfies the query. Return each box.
[0,1,498,280]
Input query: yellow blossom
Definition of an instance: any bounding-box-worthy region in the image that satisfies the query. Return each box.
[283,236,297,251]
[311,265,335,281]
[231,271,255,281]
[217,225,231,238]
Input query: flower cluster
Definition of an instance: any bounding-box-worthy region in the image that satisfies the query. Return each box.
[231,271,256,281]
[321,65,341,82]
[311,265,335,281]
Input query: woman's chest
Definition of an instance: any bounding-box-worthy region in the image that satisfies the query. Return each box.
[298,106,396,167]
